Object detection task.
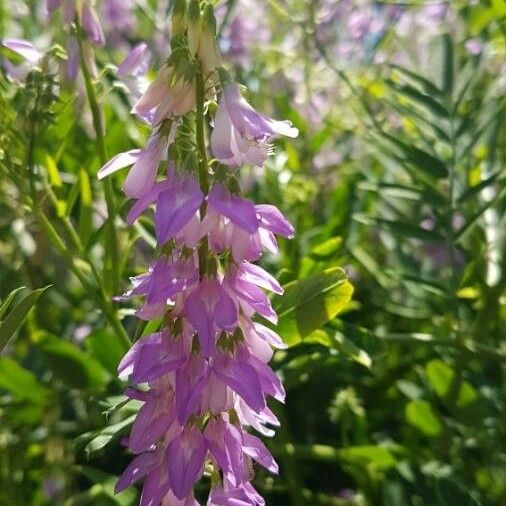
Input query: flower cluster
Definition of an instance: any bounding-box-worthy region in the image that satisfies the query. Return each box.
[99,1,298,504]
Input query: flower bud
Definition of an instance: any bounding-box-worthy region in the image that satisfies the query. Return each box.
[187,0,201,56]
[197,3,221,75]
[171,0,188,38]
[80,2,105,46]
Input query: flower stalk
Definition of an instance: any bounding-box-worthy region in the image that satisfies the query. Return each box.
[98,1,299,503]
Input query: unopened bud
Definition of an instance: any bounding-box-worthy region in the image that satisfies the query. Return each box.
[197,3,221,75]
[187,0,201,56]
[171,0,188,38]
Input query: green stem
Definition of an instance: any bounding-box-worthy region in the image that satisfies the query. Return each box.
[75,25,120,295]
[195,72,210,195]
[23,85,130,350]
[196,70,211,279]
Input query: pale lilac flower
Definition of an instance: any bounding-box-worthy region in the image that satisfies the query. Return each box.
[205,418,244,486]
[118,331,190,384]
[1,39,43,81]
[46,0,62,13]
[465,39,483,55]
[81,2,105,46]
[204,184,293,262]
[102,0,136,47]
[211,83,298,167]
[2,39,42,63]
[133,66,196,125]
[185,278,238,356]
[347,10,372,40]
[115,446,171,505]
[98,131,172,198]
[66,36,80,80]
[118,43,150,77]
[168,426,207,500]
[115,254,199,320]
[208,479,265,505]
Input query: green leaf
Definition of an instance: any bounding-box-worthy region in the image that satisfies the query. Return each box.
[0,286,50,351]
[441,33,454,96]
[348,245,391,288]
[78,466,137,505]
[331,332,372,368]
[455,186,506,242]
[405,399,442,437]
[354,215,444,242]
[384,133,448,178]
[457,172,501,203]
[78,168,93,246]
[425,359,478,408]
[305,329,372,368]
[339,445,398,471]
[386,80,449,118]
[272,443,399,470]
[0,286,26,319]
[85,331,125,375]
[390,64,442,96]
[274,268,354,346]
[310,237,342,259]
[359,181,446,206]
[0,357,51,403]
[78,415,136,456]
[39,334,110,390]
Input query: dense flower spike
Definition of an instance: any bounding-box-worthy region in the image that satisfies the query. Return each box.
[102,1,298,504]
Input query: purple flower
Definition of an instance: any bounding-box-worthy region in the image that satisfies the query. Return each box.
[175,354,209,424]
[118,43,150,77]
[2,39,42,63]
[168,426,207,500]
[133,66,196,125]
[155,175,205,245]
[115,446,171,505]
[98,131,171,199]
[213,348,269,413]
[118,331,190,384]
[204,185,293,262]
[211,83,298,167]
[124,170,205,241]
[205,418,244,486]
[185,278,238,356]
[208,479,265,506]
[127,386,176,453]
[465,39,483,55]
[81,2,105,46]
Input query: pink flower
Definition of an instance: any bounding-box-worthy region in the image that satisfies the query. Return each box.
[133,66,196,125]
[185,278,238,357]
[98,131,172,199]
[211,83,298,167]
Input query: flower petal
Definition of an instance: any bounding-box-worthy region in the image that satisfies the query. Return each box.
[98,149,141,179]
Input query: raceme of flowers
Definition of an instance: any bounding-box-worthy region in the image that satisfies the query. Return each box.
[98,1,299,504]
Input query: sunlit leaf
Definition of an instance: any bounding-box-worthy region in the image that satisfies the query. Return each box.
[405,399,442,437]
[274,268,354,346]
[0,357,51,403]
[0,286,50,351]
